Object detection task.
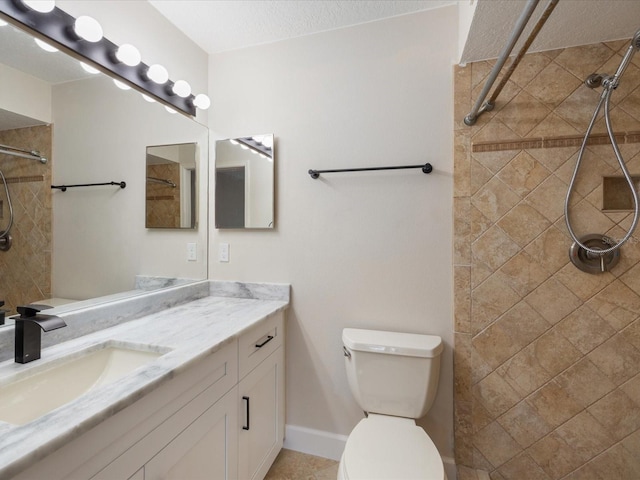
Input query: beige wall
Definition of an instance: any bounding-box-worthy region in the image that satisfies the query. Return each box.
[454,40,640,478]
[208,7,458,461]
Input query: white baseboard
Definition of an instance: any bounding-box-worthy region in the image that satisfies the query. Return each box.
[283,424,348,461]
[284,424,458,480]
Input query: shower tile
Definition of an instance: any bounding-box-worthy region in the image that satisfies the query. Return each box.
[624,319,640,351]
[454,267,471,333]
[588,389,640,441]
[496,252,550,297]
[509,52,552,89]
[530,113,583,141]
[556,411,614,463]
[454,198,471,265]
[588,334,640,386]
[525,61,583,109]
[527,431,586,479]
[553,43,616,82]
[472,177,521,223]
[497,90,552,138]
[497,344,551,397]
[556,149,617,198]
[455,131,472,198]
[525,277,582,324]
[472,225,520,272]
[498,401,553,449]
[471,274,521,332]
[556,306,617,354]
[589,442,640,479]
[474,371,521,419]
[474,302,549,369]
[556,357,616,409]
[587,280,640,331]
[555,263,615,301]
[497,204,550,248]
[561,462,607,480]
[533,329,582,376]
[526,174,571,223]
[496,151,550,197]
[527,380,582,429]
[470,158,494,197]
[473,421,522,468]
[556,86,604,133]
[523,225,570,275]
[496,452,552,480]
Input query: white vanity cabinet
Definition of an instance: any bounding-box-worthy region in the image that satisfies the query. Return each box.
[10,310,286,480]
[238,311,285,480]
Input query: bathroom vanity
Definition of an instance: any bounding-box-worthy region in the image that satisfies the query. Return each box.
[0,282,288,480]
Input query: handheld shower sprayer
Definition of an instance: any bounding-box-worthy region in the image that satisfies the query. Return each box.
[565,28,640,274]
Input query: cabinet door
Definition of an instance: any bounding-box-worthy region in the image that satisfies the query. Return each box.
[145,387,238,480]
[238,346,285,480]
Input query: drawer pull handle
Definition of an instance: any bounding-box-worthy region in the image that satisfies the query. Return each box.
[255,335,274,348]
[242,396,250,430]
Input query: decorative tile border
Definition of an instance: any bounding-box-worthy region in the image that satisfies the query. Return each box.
[472,131,640,152]
[5,174,45,184]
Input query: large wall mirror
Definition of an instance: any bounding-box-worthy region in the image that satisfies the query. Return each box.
[146,143,198,229]
[0,20,208,322]
[215,135,274,229]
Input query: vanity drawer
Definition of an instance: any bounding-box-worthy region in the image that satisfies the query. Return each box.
[238,311,283,379]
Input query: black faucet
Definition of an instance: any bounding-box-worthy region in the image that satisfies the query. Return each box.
[14,305,66,364]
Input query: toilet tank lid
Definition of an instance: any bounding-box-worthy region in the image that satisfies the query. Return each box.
[342,328,443,358]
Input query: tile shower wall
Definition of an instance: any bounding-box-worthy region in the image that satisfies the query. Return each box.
[0,125,52,315]
[454,40,640,479]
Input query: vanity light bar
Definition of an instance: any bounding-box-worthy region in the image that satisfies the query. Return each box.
[0,2,199,116]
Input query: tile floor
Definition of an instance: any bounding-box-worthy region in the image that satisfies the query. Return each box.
[265,449,339,480]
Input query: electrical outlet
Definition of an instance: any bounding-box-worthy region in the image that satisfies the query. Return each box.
[219,243,229,262]
[187,242,197,261]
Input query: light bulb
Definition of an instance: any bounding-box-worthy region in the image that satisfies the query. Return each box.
[34,38,58,52]
[74,16,103,42]
[0,19,8,27]
[147,64,168,84]
[22,1,55,13]
[229,139,239,145]
[164,106,177,114]
[172,80,191,98]
[115,44,141,67]
[80,62,100,74]
[113,79,131,90]
[141,94,155,103]
[193,93,211,110]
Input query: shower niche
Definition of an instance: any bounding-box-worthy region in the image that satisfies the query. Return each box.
[602,175,640,211]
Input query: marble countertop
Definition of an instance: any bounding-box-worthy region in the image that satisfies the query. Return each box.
[0,285,289,479]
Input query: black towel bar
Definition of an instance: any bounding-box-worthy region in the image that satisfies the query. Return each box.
[51,181,126,192]
[308,163,432,179]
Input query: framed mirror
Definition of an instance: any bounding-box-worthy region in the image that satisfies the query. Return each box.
[146,143,198,229]
[215,134,274,229]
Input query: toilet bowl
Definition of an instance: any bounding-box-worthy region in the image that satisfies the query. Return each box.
[340,328,446,480]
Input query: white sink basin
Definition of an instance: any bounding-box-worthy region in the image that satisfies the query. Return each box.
[0,343,166,425]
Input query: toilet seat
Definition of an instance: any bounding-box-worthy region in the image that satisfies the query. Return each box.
[340,414,446,480]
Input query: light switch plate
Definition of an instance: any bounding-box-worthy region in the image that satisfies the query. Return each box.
[219,243,229,262]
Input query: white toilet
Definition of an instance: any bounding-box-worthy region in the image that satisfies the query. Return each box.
[339,328,447,480]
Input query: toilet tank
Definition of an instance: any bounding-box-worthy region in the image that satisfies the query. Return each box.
[342,328,443,419]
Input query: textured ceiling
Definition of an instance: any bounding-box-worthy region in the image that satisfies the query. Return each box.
[147,0,458,54]
[461,0,640,63]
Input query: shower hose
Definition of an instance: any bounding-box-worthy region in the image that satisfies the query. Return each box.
[0,169,13,239]
[564,49,640,256]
